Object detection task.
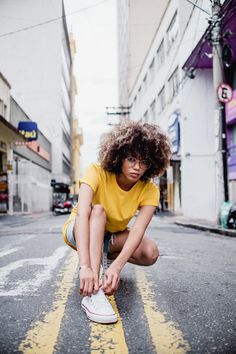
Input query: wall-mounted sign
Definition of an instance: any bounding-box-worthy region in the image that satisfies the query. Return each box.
[18,121,38,141]
[217,83,233,103]
[168,112,180,154]
[226,89,236,124]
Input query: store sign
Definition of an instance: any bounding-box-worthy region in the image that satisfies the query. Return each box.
[168,112,180,154]
[18,121,38,141]
[226,89,236,123]
[217,83,233,103]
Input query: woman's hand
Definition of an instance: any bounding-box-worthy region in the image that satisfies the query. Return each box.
[102,264,121,295]
[79,267,96,297]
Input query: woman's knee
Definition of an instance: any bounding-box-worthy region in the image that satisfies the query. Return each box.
[144,240,159,266]
[90,204,106,222]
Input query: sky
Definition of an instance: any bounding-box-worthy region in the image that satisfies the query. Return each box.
[64,0,118,170]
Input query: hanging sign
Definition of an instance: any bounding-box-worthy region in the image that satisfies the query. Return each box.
[18,121,38,141]
[168,112,180,154]
[217,83,233,103]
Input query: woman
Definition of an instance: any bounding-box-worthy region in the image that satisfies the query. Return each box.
[62,121,171,324]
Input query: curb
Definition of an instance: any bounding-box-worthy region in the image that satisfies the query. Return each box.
[175,221,236,238]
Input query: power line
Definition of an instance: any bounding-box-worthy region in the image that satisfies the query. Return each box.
[185,0,211,15]
[0,0,109,39]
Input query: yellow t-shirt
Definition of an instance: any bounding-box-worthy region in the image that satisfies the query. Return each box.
[63,163,159,243]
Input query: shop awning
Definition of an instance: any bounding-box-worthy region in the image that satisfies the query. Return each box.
[0,115,26,143]
[183,0,236,71]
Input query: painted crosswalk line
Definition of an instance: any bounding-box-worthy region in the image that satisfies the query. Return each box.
[0,246,69,296]
[18,251,77,354]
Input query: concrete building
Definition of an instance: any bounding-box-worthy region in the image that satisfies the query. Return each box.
[0,0,76,212]
[0,1,72,185]
[117,0,235,223]
[69,34,83,198]
[10,97,52,213]
[0,73,25,213]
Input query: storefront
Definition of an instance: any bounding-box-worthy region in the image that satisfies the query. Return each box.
[226,89,236,202]
[0,115,25,213]
[168,111,181,212]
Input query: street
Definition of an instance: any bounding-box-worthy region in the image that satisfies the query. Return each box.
[0,213,235,354]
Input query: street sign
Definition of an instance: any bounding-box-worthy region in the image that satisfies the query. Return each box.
[217,83,233,103]
[18,121,38,141]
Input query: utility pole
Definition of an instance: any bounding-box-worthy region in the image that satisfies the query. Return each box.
[211,0,229,214]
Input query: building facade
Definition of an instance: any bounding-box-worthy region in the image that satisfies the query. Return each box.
[0,0,77,212]
[69,34,83,198]
[0,73,25,214]
[117,0,235,223]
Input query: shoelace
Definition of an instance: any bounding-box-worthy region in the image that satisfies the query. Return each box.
[90,292,111,310]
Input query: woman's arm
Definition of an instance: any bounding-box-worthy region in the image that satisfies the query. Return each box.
[103,205,155,293]
[74,183,94,296]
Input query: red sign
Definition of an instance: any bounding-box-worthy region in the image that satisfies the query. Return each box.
[217,83,233,103]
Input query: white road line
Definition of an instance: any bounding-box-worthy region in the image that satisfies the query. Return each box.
[0,247,22,258]
[0,246,69,296]
[0,234,36,246]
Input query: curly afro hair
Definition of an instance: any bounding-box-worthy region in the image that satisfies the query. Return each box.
[98,121,172,181]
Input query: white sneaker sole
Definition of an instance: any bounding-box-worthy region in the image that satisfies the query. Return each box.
[81,303,118,324]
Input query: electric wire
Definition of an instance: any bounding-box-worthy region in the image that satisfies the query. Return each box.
[0,0,109,39]
[185,0,211,15]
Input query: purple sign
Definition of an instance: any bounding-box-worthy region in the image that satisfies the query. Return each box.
[226,89,236,124]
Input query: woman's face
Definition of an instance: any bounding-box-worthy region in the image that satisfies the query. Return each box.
[121,156,150,182]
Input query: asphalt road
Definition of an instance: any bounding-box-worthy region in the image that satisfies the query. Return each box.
[0,212,235,354]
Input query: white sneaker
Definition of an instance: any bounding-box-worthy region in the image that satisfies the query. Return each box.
[81,289,118,324]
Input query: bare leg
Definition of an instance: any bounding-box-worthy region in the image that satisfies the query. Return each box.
[89,205,107,278]
[109,230,159,266]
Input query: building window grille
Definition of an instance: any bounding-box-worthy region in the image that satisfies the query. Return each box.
[143,74,147,92]
[167,12,178,51]
[149,58,155,83]
[150,99,156,122]
[63,130,71,148]
[168,67,179,101]
[144,110,148,122]
[158,86,166,113]
[156,40,165,70]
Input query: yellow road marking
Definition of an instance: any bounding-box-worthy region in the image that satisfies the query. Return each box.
[19,251,77,354]
[90,295,128,353]
[135,268,190,354]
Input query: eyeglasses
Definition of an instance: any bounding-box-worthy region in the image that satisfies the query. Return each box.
[125,156,151,170]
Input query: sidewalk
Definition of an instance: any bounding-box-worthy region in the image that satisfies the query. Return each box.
[0,211,53,221]
[156,210,236,238]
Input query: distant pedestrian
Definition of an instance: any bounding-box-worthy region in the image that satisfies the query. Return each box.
[62,121,171,324]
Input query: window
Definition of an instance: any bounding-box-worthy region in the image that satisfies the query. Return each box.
[143,74,147,92]
[158,86,166,112]
[132,95,137,112]
[168,68,179,101]
[156,40,164,69]
[0,100,4,117]
[167,12,178,51]
[150,99,156,121]
[149,58,155,83]
[144,110,148,122]
[4,105,7,118]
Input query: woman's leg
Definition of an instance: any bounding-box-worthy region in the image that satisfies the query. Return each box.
[88,205,107,278]
[109,230,159,266]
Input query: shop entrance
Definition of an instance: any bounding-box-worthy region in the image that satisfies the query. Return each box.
[0,150,8,213]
